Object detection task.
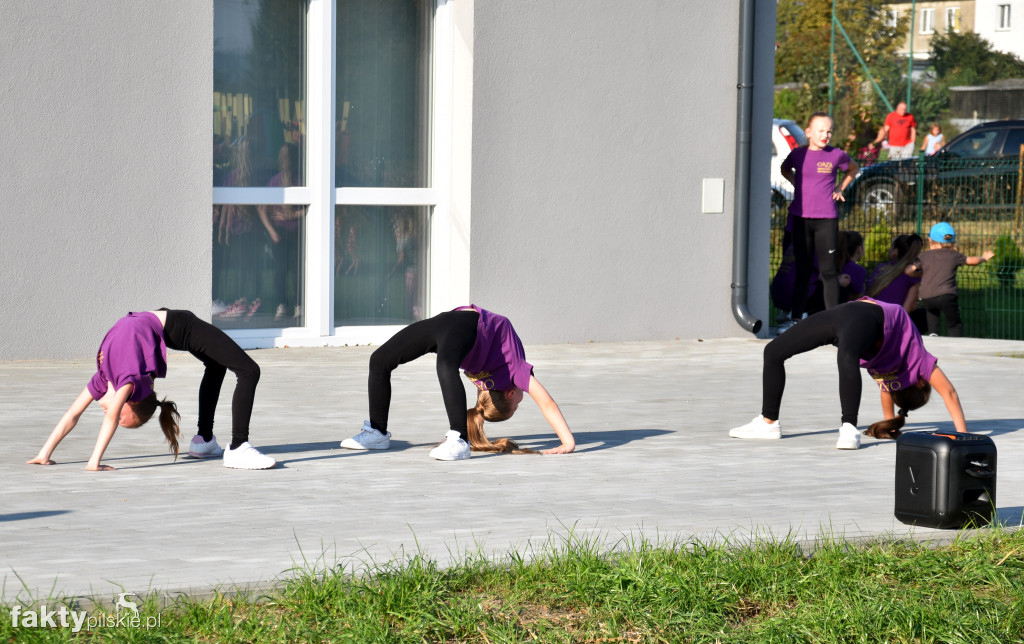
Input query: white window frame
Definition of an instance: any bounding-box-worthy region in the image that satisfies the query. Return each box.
[946,7,960,32]
[998,4,1012,30]
[885,9,899,28]
[920,8,935,33]
[213,0,464,349]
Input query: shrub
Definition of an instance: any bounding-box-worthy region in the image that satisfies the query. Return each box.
[863,222,892,268]
[987,235,1024,287]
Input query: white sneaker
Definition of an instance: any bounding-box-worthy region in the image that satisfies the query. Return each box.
[836,423,861,450]
[429,430,471,461]
[341,421,391,450]
[223,442,277,469]
[188,434,224,458]
[729,416,782,440]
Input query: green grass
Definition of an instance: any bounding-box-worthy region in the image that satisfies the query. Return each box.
[3,528,1024,642]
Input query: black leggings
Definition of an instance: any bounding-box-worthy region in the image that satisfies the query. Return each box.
[921,293,963,337]
[368,310,478,439]
[161,309,260,449]
[762,302,885,426]
[791,217,839,319]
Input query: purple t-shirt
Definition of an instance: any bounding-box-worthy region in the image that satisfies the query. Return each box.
[782,146,852,219]
[841,261,867,300]
[86,312,167,403]
[456,305,533,393]
[867,261,920,306]
[858,298,937,392]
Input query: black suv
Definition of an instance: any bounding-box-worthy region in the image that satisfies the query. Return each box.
[843,119,1024,219]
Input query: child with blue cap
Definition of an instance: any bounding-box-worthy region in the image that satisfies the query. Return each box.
[907,222,994,336]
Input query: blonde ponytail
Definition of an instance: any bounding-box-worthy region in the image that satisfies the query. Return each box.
[464,390,535,454]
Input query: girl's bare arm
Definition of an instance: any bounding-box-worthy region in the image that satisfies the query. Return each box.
[28,388,95,465]
[527,375,575,454]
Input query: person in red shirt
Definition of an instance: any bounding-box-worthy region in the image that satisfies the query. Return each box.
[869,102,917,160]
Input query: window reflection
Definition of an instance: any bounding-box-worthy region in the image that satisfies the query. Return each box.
[213,204,306,329]
[336,0,431,187]
[335,205,429,324]
[214,0,306,187]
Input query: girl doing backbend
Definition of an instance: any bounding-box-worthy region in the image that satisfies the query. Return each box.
[729,297,970,449]
[341,305,575,460]
[28,309,276,470]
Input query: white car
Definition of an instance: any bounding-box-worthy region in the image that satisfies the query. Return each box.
[771,118,807,202]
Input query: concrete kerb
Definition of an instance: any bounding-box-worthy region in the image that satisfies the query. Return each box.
[1,335,1023,605]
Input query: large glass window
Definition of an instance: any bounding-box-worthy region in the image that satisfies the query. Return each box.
[336,0,431,187]
[334,205,429,325]
[213,0,442,342]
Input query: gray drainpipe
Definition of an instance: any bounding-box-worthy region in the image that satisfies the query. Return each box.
[731,0,763,335]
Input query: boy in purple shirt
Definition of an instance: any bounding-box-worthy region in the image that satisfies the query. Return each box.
[729,298,972,450]
[778,112,859,331]
[341,305,575,460]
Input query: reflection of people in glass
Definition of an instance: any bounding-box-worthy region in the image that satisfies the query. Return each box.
[390,211,420,320]
[213,139,263,321]
[258,143,303,323]
[28,310,276,471]
[335,211,360,276]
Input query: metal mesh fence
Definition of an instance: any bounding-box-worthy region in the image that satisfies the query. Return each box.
[769,148,1024,338]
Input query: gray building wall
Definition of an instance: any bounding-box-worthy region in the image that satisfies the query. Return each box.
[0,0,774,360]
[0,1,212,360]
[469,0,774,342]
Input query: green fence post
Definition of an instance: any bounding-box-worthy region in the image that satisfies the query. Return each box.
[916,151,925,235]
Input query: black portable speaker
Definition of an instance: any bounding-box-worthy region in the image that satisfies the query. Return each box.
[894,431,996,529]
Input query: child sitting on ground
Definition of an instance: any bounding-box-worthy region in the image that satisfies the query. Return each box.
[836,230,867,303]
[907,222,994,337]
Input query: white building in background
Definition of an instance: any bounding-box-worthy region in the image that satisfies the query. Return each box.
[975,0,1024,59]
[888,1,977,60]
[888,0,1024,61]
[1,0,776,361]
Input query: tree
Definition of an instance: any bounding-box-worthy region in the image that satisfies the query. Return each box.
[776,0,906,86]
[775,0,908,152]
[929,31,1024,86]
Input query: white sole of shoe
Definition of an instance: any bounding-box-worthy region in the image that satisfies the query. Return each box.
[188,447,224,458]
[223,461,277,470]
[728,431,781,440]
[429,447,470,461]
[340,440,389,450]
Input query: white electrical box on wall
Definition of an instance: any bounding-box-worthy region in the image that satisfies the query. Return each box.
[701,178,725,214]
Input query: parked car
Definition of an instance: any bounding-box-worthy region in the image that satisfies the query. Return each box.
[771,118,807,202]
[842,119,1024,219]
